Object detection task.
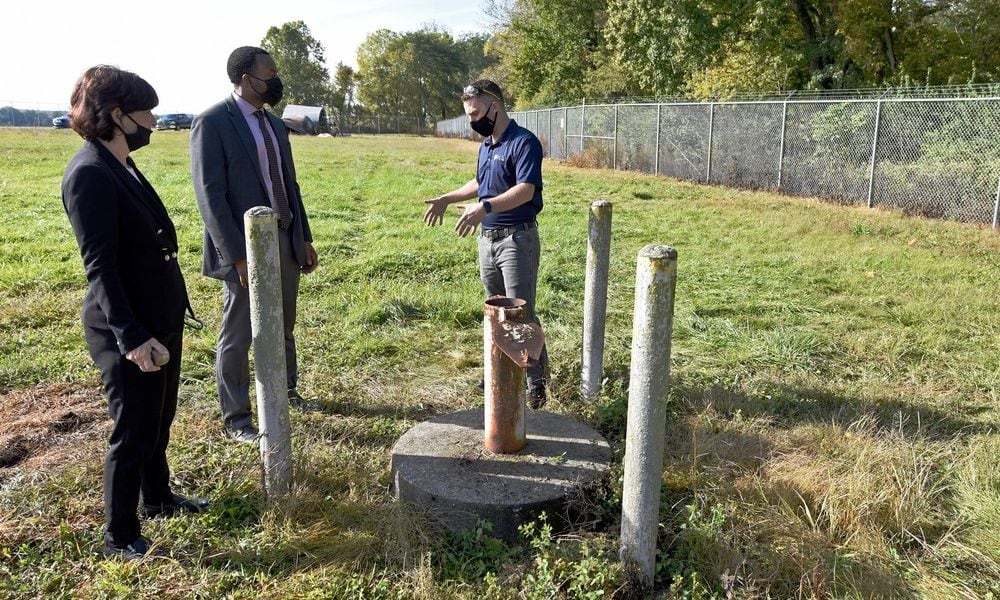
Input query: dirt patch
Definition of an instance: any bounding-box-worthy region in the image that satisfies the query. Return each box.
[0,385,107,477]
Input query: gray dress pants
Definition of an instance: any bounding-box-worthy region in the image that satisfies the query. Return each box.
[216,229,300,431]
[478,226,549,387]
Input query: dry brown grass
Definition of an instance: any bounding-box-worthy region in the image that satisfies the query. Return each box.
[0,384,106,475]
[653,404,995,598]
[566,146,610,169]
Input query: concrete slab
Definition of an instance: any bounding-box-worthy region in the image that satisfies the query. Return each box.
[390,408,612,541]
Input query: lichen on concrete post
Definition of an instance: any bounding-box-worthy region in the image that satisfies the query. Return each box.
[619,244,678,586]
[581,200,612,401]
[244,206,292,497]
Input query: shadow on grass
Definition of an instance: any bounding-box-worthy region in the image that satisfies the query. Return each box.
[592,362,993,441]
[680,380,996,440]
[578,366,981,598]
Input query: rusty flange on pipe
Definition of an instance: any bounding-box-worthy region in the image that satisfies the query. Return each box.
[483,297,545,454]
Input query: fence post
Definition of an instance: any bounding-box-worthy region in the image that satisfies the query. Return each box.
[564,107,568,159]
[581,200,613,401]
[993,174,1000,229]
[548,108,553,157]
[613,105,619,170]
[777,100,788,191]
[620,244,677,586]
[581,98,587,157]
[867,100,883,209]
[244,206,293,498]
[654,104,661,176]
[705,102,715,182]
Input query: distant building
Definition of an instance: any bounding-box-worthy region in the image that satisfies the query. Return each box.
[281,105,327,135]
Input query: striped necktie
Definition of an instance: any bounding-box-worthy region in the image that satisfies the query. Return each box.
[254,109,292,228]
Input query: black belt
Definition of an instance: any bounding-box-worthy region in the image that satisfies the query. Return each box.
[481,221,537,242]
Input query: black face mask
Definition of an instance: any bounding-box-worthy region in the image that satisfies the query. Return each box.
[250,74,284,106]
[470,103,496,137]
[118,112,152,152]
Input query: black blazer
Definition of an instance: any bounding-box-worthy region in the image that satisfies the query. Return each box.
[190,95,312,279]
[62,140,189,354]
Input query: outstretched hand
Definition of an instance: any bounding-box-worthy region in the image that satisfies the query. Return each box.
[423,197,450,227]
[454,203,485,238]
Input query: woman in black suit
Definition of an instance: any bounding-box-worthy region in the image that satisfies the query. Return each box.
[61,65,207,560]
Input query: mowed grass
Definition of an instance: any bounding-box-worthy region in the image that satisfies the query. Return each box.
[1,127,998,599]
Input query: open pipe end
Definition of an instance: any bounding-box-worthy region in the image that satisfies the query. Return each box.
[485,297,527,309]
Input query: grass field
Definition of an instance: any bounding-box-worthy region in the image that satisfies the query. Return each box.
[1,127,998,599]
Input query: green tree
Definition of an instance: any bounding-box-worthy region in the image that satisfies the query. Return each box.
[332,62,357,131]
[891,0,1000,84]
[356,29,409,115]
[456,33,497,82]
[355,27,472,120]
[483,0,997,103]
[261,21,333,114]
[484,0,610,108]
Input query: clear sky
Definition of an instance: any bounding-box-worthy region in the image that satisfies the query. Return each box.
[2,0,487,113]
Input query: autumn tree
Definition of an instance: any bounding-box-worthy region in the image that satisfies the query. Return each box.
[261,21,334,114]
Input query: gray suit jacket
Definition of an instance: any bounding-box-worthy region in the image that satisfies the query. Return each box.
[190,95,313,279]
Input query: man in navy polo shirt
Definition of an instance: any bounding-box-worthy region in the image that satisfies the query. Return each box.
[423,79,550,407]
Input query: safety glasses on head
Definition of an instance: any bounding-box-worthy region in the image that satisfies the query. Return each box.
[462,85,502,102]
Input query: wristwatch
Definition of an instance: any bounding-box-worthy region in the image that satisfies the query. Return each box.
[482,200,493,214]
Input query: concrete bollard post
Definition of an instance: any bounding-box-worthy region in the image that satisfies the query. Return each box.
[245,206,293,497]
[619,244,678,586]
[581,200,612,401]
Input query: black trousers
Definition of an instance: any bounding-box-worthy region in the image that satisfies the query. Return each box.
[85,325,181,545]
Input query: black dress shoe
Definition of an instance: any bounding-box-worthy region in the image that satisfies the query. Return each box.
[229,424,259,443]
[288,388,320,412]
[142,493,210,519]
[528,383,547,409]
[104,535,150,561]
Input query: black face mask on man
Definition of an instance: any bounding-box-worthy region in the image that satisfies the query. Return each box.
[249,74,284,106]
[470,102,496,137]
[117,112,152,152]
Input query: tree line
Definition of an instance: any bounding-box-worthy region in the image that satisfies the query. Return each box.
[260,21,493,130]
[484,0,999,107]
[256,3,998,125]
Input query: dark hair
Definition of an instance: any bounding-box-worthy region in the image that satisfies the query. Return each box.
[69,65,158,141]
[227,46,269,84]
[462,79,504,104]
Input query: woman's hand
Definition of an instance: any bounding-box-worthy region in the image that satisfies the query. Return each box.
[126,337,169,372]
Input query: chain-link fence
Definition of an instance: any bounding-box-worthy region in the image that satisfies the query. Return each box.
[341,114,432,136]
[438,96,1000,228]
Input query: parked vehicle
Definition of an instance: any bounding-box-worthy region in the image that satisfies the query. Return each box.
[155,113,193,130]
[52,115,71,128]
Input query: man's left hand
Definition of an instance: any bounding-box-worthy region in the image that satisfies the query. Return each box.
[454,203,485,238]
[302,242,319,274]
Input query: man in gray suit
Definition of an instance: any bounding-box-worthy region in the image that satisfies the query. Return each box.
[191,46,319,443]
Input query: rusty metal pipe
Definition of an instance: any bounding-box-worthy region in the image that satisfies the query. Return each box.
[483,297,545,453]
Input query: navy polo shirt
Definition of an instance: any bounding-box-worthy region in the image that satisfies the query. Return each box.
[476,120,543,229]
